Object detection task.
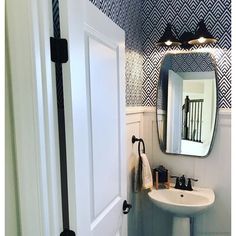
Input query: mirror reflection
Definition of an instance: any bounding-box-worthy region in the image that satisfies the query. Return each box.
[157,52,217,157]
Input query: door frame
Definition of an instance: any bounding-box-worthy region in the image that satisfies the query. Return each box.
[6,0,62,235]
[166,70,183,153]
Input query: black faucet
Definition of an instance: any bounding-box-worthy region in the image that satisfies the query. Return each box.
[179,175,186,188]
[171,175,198,191]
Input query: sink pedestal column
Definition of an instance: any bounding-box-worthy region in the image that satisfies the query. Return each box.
[172,217,190,236]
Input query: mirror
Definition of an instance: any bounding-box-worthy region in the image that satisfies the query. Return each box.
[156,52,217,157]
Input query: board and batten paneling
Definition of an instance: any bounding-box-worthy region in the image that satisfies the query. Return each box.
[126,111,143,236]
[126,107,231,236]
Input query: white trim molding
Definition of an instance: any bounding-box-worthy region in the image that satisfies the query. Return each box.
[6,0,62,235]
[126,106,231,115]
[126,106,156,114]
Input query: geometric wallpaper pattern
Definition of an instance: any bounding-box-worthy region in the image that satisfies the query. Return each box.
[171,52,215,72]
[156,52,216,110]
[54,0,231,108]
[52,0,144,105]
[89,0,144,106]
[142,0,231,108]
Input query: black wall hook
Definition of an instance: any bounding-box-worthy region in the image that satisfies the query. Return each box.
[131,135,146,157]
[132,135,139,144]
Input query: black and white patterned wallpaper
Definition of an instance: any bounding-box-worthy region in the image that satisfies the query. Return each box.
[52,0,144,106]
[157,52,215,110]
[53,0,231,108]
[142,0,231,108]
[171,52,215,72]
[89,0,143,106]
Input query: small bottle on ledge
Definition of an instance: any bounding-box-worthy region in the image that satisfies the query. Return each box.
[154,165,170,190]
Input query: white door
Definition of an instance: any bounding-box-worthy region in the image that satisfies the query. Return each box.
[59,0,127,235]
[166,70,183,153]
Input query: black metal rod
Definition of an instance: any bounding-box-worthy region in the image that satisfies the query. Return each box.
[190,103,192,140]
[182,98,204,143]
[199,101,203,142]
[194,102,197,141]
[183,96,189,139]
[188,103,190,140]
[188,111,190,139]
[196,102,199,141]
[52,0,70,230]
[191,102,194,140]
[57,106,70,229]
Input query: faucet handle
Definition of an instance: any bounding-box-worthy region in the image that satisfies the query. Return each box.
[188,178,198,182]
[186,178,198,191]
[170,175,179,179]
[170,176,181,189]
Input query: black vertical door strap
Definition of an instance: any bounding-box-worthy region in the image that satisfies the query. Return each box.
[51,1,75,235]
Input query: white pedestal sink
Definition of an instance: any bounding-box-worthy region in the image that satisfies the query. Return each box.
[148,187,215,236]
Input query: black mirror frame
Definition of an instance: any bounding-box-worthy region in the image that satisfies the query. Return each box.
[156,51,219,158]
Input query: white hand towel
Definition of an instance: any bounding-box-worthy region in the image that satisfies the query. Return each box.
[141,153,153,189]
[134,155,141,193]
[133,153,141,193]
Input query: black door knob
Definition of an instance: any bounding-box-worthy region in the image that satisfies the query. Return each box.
[123,200,132,214]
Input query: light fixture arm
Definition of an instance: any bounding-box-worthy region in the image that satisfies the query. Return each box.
[171,25,180,41]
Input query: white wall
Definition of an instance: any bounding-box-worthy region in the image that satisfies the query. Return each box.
[126,107,231,236]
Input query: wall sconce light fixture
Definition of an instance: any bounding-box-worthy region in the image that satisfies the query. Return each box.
[188,20,217,45]
[157,20,217,48]
[156,23,181,46]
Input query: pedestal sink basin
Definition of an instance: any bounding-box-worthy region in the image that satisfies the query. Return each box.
[148,187,215,216]
[148,187,215,236]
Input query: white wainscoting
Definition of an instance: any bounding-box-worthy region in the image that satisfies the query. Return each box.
[126,107,231,236]
[126,111,144,236]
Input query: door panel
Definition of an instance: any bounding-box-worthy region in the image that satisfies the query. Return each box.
[60,0,126,235]
[88,36,120,219]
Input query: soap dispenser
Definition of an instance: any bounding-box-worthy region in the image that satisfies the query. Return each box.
[154,165,170,189]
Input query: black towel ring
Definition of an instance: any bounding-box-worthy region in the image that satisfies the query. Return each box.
[132,135,145,157]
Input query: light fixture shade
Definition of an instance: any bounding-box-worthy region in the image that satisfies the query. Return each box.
[188,20,217,45]
[157,23,181,46]
[179,32,195,49]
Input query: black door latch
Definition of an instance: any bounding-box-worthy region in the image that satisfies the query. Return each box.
[123,200,132,214]
[60,229,76,236]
